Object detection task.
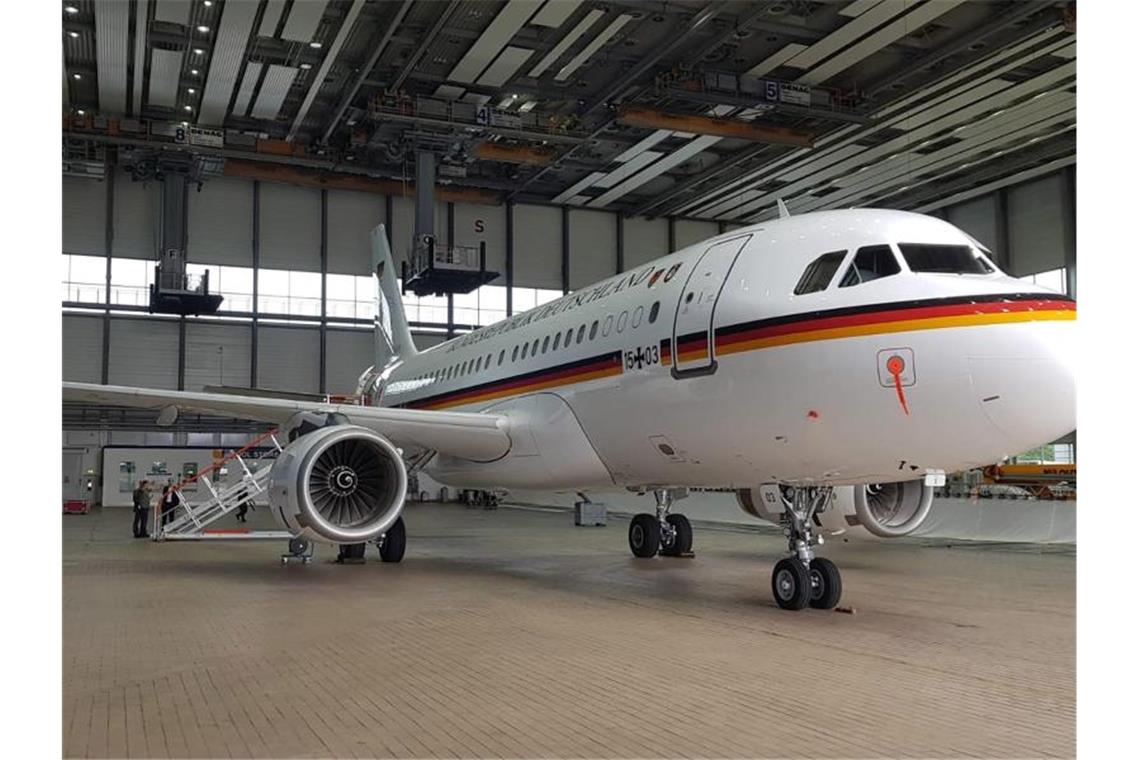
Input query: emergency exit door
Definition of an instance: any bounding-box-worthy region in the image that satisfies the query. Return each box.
[672,235,751,376]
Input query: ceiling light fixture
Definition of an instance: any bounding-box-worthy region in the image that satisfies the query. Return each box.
[184,105,193,111]
[188,88,196,94]
[68,31,79,38]
[191,68,199,75]
[203,0,213,6]
[77,109,85,115]
[73,73,81,80]
[65,5,78,14]
[193,48,204,55]
[300,62,312,70]
[197,25,209,33]
[309,41,322,49]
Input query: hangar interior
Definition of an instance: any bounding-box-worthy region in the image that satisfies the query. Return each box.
[61,1,1077,757]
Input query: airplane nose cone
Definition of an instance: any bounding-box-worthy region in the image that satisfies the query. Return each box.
[967,319,1076,455]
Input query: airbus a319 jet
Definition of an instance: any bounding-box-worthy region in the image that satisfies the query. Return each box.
[65,208,1075,610]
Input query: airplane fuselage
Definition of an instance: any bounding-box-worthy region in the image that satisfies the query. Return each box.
[376,210,1075,491]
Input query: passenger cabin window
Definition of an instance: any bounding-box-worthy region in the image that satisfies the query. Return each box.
[839,245,901,287]
[793,251,846,295]
[898,243,994,274]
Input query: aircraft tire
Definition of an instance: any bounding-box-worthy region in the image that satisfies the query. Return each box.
[808,557,842,609]
[628,513,660,558]
[661,513,693,556]
[379,517,406,563]
[771,557,811,610]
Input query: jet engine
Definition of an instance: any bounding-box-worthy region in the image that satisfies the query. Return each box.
[736,481,936,539]
[267,425,407,544]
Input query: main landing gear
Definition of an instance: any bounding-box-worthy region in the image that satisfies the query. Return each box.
[628,488,693,558]
[333,516,407,564]
[771,486,842,611]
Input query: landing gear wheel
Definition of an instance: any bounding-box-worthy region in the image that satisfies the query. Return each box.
[771,557,811,610]
[379,517,406,563]
[660,513,692,556]
[337,543,366,562]
[289,537,311,557]
[628,513,660,558]
[808,557,842,609]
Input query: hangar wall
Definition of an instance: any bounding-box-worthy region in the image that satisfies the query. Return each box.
[62,166,1075,395]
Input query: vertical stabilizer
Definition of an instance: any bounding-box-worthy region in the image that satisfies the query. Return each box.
[371,224,417,367]
[776,198,791,219]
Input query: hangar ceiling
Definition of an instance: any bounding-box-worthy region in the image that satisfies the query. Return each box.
[62,0,1076,220]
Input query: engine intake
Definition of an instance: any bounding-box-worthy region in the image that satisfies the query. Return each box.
[852,481,934,538]
[268,425,407,544]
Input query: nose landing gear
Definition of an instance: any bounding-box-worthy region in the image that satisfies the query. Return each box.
[628,488,694,558]
[772,486,842,610]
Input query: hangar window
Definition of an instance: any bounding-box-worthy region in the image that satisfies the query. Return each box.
[632,305,644,329]
[62,253,108,304]
[576,325,585,344]
[898,243,994,274]
[498,350,505,366]
[617,311,628,333]
[839,245,901,287]
[648,301,660,323]
[793,251,846,295]
[589,320,599,340]
[553,332,561,351]
[602,315,614,337]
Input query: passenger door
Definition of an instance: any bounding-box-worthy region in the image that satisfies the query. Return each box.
[671,235,751,376]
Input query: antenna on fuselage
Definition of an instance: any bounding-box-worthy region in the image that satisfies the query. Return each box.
[776,198,791,219]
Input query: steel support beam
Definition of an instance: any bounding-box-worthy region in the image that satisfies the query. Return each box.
[616,106,814,147]
[320,0,413,144]
[177,318,186,391]
[505,201,514,316]
[102,160,114,385]
[616,214,624,274]
[667,217,676,252]
[319,189,328,394]
[446,202,455,338]
[390,1,460,92]
[995,187,1011,272]
[561,207,570,295]
[288,0,368,142]
[251,181,260,389]
[473,142,556,166]
[1061,164,1076,296]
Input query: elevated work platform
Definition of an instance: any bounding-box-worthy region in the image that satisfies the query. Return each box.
[402,235,499,297]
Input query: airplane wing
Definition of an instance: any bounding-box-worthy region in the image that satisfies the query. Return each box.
[63,382,511,462]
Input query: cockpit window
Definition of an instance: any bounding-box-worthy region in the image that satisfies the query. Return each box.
[793,251,846,295]
[839,245,901,288]
[898,243,994,274]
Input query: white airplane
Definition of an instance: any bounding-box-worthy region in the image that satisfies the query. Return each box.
[64,208,1075,610]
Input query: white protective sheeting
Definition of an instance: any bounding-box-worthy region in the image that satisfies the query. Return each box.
[256,325,320,393]
[554,13,631,81]
[476,46,535,87]
[199,0,260,125]
[328,190,385,275]
[258,183,322,271]
[108,317,180,389]
[454,202,507,280]
[531,0,579,28]
[147,48,183,109]
[511,203,562,289]
[231,62,263,118]
[184,321,252,391]
[674,219,719,251]
[784,1,914,72]
[112,172,158,259]
[946,194,998,255]
[325,327,372,394]
[259,0,288,36]
[1007,173,1067,276]
[188,178,254,266]
[450,0,539,83]
[568,209,617,289]
[63,314,105,383]
[250,64,298,119]
[281,0,329,41]
[95,0,129,114]
[63,177,107,256]
[622,216,668,270]
[528,9,603,77]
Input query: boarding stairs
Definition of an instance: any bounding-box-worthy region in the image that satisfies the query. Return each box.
[156,429,287,540]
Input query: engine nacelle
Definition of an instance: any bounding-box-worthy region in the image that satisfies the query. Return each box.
[736,481,935,539]
[268,425,407,544]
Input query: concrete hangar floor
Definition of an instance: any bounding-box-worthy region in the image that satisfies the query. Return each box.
[63,502,1073,758]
